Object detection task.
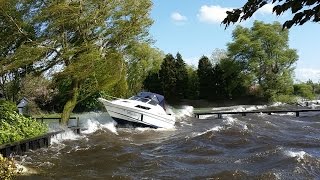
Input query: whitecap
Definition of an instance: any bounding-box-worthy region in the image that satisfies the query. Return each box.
[81,119,118,135]
[170,105,194,119]
[195,126,223,137]
[285,150,307,162]
[51,129,82,144]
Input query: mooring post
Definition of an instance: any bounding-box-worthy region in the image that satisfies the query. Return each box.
[296,112,299,117]
[77,117,80,127]
[217,113,222,119]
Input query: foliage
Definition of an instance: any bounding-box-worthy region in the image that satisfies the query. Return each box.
[294,83,315,100]
[0,154,19,180]
[218,57,246,98]
[0,0,36,102]
[175,53,189,99]
[0,0,154,124]
[0,101,48,145]
[0,100,16,113]
[270,94,297,104]
[143,72,163,95]
[20,74,57,111]
[159,54,178,101]
[185,66,199,99]
[126,43,164,96]
[227,21,298,101]
[197,56,213,99]
[222,0,320,29]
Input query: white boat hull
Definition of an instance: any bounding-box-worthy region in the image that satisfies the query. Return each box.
[99,98,175,129]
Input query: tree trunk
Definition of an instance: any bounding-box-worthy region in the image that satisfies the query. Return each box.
[61,80,79,126]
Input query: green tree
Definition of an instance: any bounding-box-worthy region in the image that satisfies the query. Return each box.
[197,56,213,99]
[143,72,163,95]
[222,0,320,29]
[126,43,164,95]
[294,83,315,100]
[186,65,199,99]
[175,53,188,99]
[227,21,298,101]
[1,0,153,125]
[0,0,36,102]
[219,57,246,98]
[159,54,177,101]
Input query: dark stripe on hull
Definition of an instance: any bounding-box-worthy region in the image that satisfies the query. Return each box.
[112,117,158,129]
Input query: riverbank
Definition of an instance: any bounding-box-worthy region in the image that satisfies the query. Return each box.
[178,96,268,108]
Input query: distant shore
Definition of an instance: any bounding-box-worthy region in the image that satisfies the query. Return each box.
[177,96,268,108]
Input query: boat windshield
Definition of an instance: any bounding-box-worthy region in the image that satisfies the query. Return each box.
[129,96,159,106]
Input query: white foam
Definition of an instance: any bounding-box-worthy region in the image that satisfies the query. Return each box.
[81,119,118,135]
[51,129,82,144]
[135,126,176,132]
[270,102,286,107]
[15,163,38,175]
[285,150,307,162]
[196,126,223,136]
[170,105,194,119]
[223,116,236,125]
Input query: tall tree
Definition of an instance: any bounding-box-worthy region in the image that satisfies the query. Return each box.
[159,54,177,101]
[218,57,246,98]
[1,0,153,125]
[126,43,164,95]
[197,56,213,99]
[175,53,188,99]
[186,65,199,99]
[0,0,36,101]
[227,21,298,101]
[222,0,320,29]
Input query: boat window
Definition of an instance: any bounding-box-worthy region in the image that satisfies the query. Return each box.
[129,96,139,100]
[129,96,158,106]
[135,105,151,110]
[148,100,158,105]
[140,98,150,103]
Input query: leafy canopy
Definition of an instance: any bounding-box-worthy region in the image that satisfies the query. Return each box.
[222,0,320,29]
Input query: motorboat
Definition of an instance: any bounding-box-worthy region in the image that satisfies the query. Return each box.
[98,92,175,129]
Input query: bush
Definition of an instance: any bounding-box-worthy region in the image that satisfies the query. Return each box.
[0,154,19,180]
[270,94,297,104]
[0,101,48,145]
[0,100,17,114]
[293,83,315,100]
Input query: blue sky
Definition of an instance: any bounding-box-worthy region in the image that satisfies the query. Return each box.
[149,0,320,82]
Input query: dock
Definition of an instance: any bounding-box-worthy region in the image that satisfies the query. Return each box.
[194,109,320,119]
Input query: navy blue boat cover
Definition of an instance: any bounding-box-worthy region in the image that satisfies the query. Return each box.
[137,92,165,109]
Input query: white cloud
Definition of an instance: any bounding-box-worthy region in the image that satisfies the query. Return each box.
[295,68,320,82]
[256,3,274,14]
[197,5,232,24]
[171,12,187,22]
[197,3,274,24]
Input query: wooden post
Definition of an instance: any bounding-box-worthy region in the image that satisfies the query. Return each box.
[41,117,44,124]
[242,112,246,116]
[296,112,299,117]
[77,117,80,127]
[217,114,222,119]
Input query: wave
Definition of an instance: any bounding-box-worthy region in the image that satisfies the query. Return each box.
[168,105,194,119]
[284,150,307,162]
[81,119,118,135]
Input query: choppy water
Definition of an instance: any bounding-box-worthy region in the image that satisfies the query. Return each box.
[16,104,320,179]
